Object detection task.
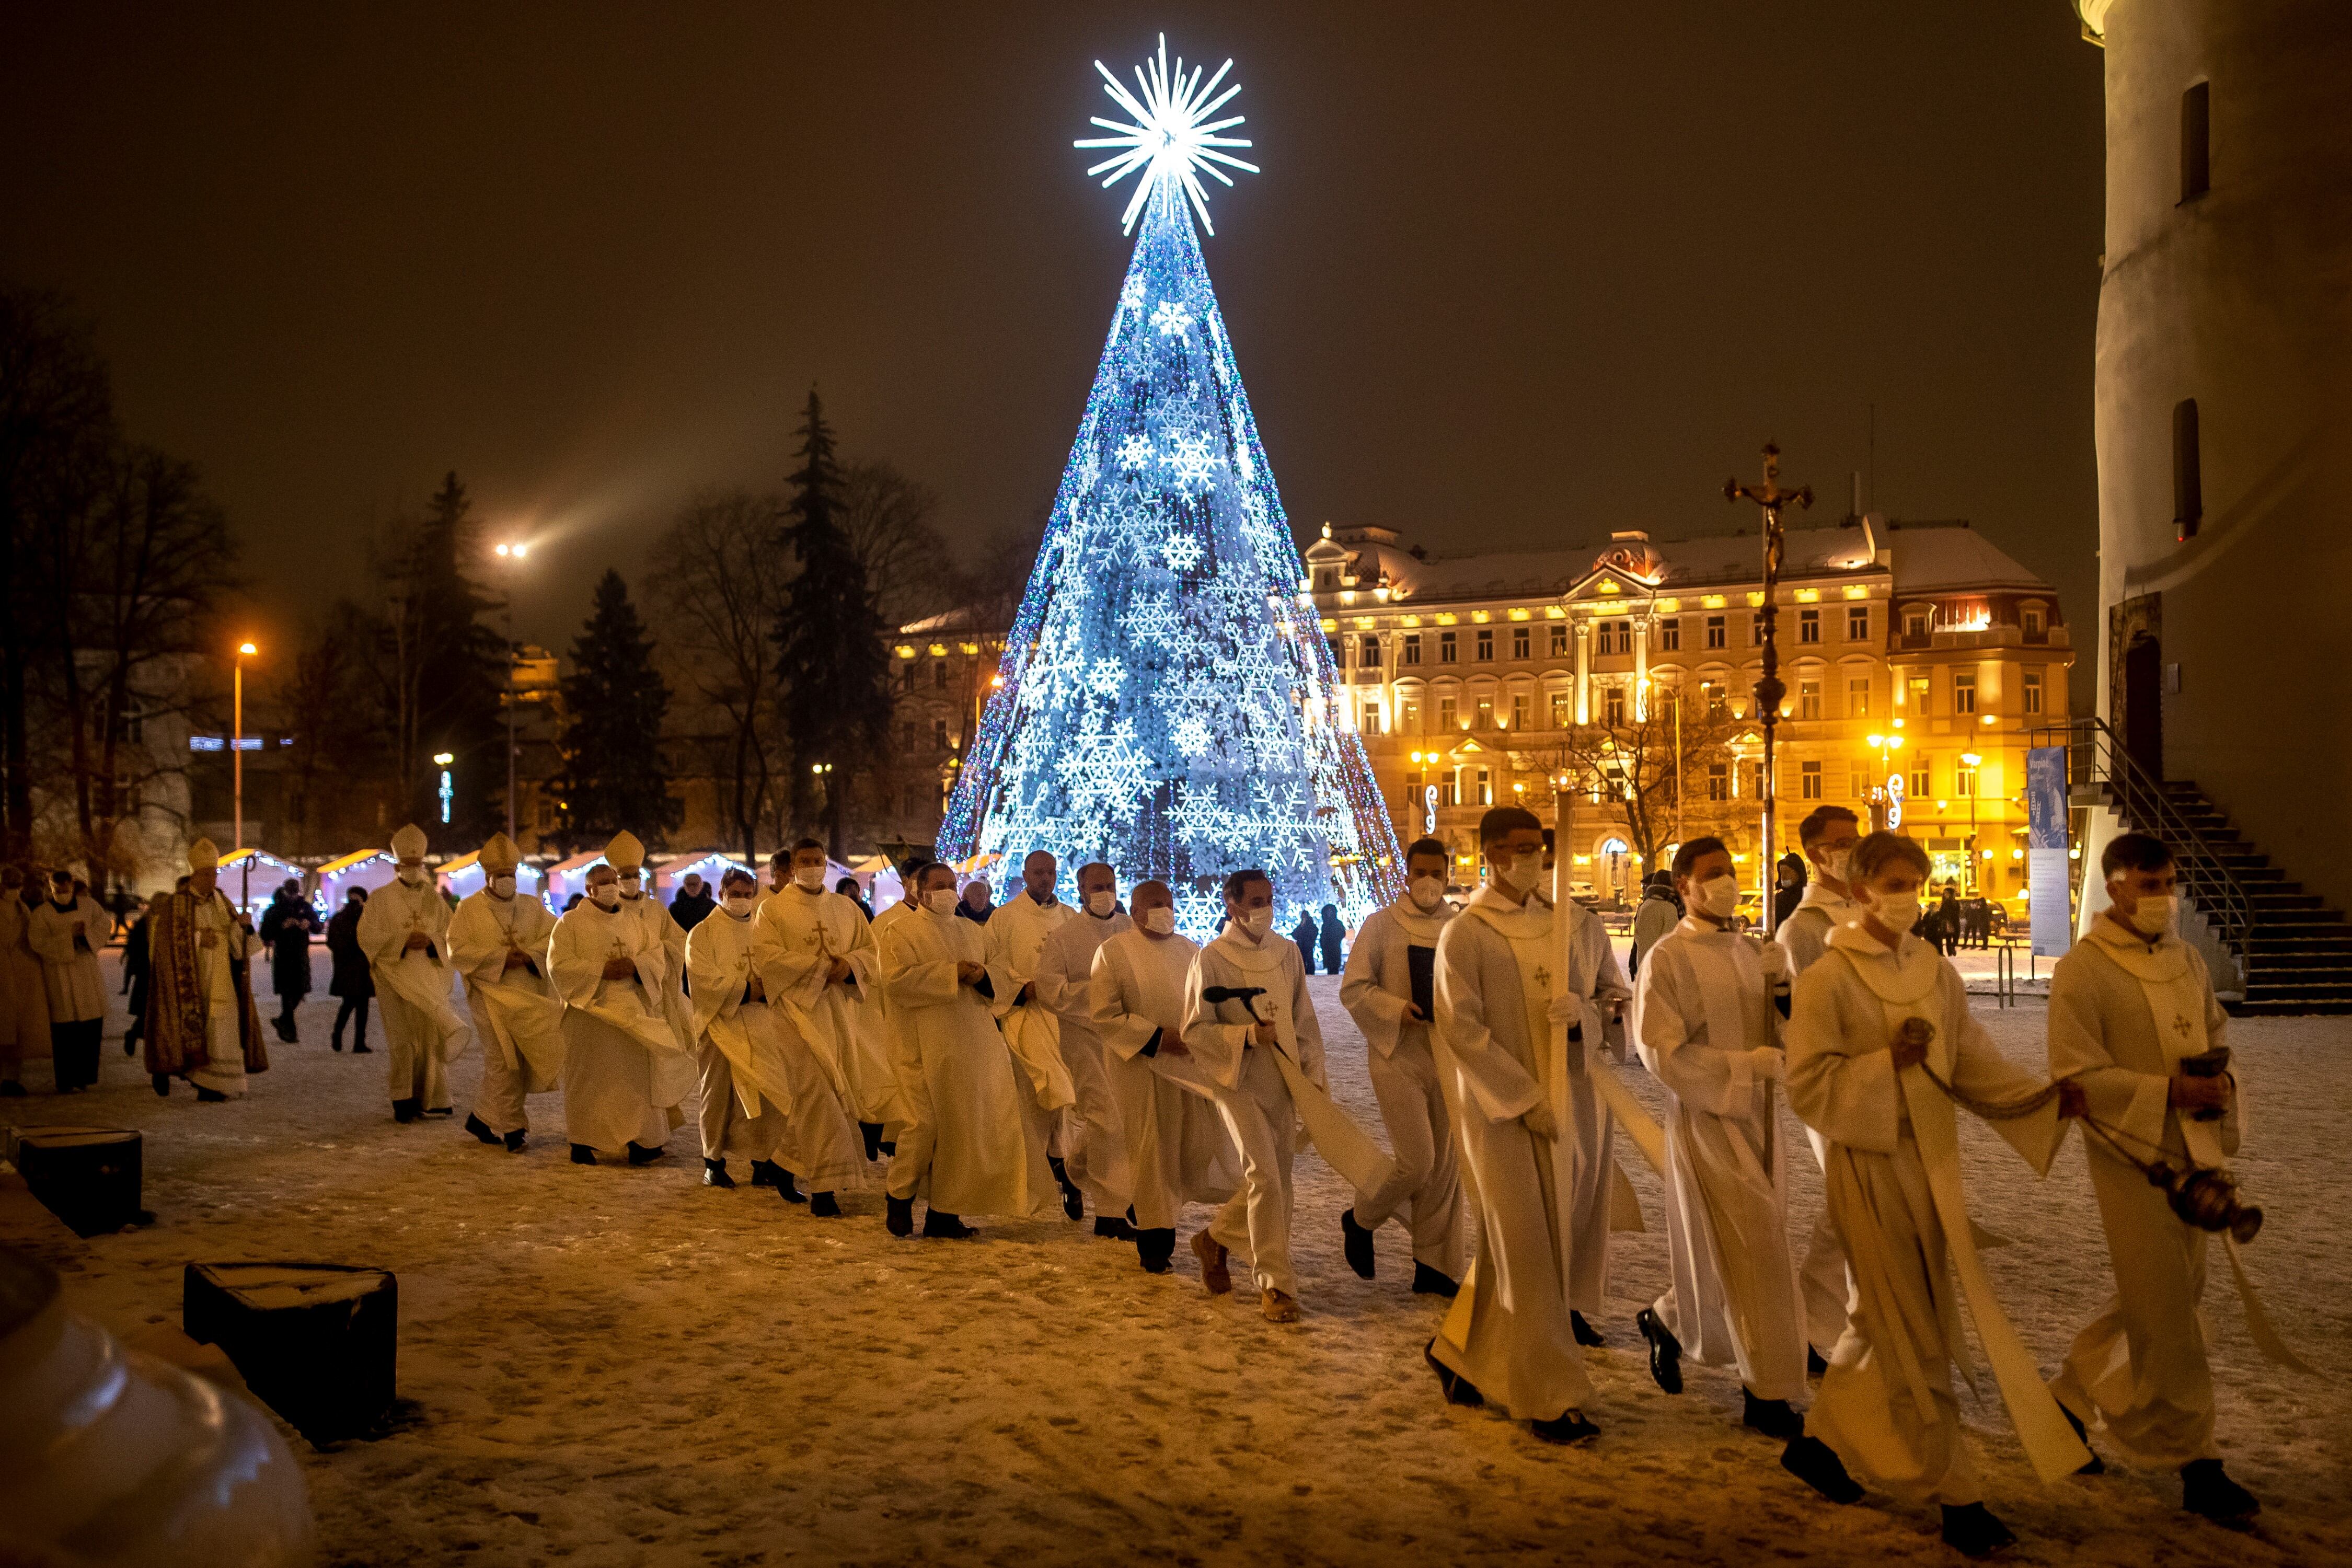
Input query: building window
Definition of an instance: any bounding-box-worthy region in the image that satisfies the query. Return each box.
[1800,680,1821,720]
[1400,697,1421,731]
[1359,699,1382,734]
[1512,625,1530,660]
[1359,635,1381,668]
[1956,763,1977,798]
[1910,759,1931,798]
[933,662,949,689]
[1404,770,1423,800]
[1704,681,1726,719]
[1439,695,1458,730]
[1549,624,1569,658]
[1402,633,1422,666]
[1705,615,1726,650]
[1745,761,1765,799]
[1439,631,1457,663]
[1799,609,1820,644]
[1905,609,1930,639]
[1908,675,1931,713]
[1326,635,1344,668]
[1551,692,1572,729]
[1661,618,1681,652]
[933,719,949,750]
[1848,677,1871,718]
[1953,671,1977,715]
[1848,605,1870,641]
[1604,686,1625,727]
[1707,763,1730,802]
[1802,760,1823,800]
[2181,80,2209,203]
[2023,605,2045,639]
[1851,766,1873,799]
[1511,693,1530,731]
[1750,615,1766,647]
[1475,628,1494,662]
[1440,774,1458,807]
[1475,768,1493,806]
[2023,670,2044,716]
[2174,398,2203,540]
[1474,695,1494,729]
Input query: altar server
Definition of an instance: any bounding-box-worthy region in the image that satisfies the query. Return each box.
[447,832,563,1151]
[754,839,902,1160]
[356,824,471,1122]
[551,860,693,1166]
[27,870,109,1091]
[1033,861,1134,1236]
[984,849,1083,1218]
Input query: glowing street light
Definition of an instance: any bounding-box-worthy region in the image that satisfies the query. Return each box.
[491,541,532,836]
[232,639,258,905]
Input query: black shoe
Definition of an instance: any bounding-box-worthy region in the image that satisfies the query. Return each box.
[151,1073,170,1097]
[1571,1310,1606,1347]
[464,1113,501,1146]
[1807,1344,1830,1378]
[2059,1403,2106,1475]
[749,1159,781,1188]
[921,1208,975,1239]
[1423,1340,1483,1408]
[1093,1215,1132,1240]
[1781,1436,1863,1504]
[1047,1156,1083,1220]
[703,1157,735,1189]
[626,1142,665,1166]
[194,1085,227,1103]
[1411,1262,1460,1298]
[1940,1503,2016,1558]
[1531,1410,1600,1444]
[571,1144,597,1166]
[860,1121,884,1161]
[1637,1307,1683,1394]
[351,1041,372,1053]
[878,1140,896,1157]
[2181,1458,2258,1526]
[886,1195,915,1237]
[391,1097,422,1123]
[1341,1207,1376,1279]
[810,1192,840,1217]
[329,1035,343,1053]
[0,1080,25,1097]
[776,1169,807,1203]
[503,1129,527,1152]
[1743,1389,1805,1439]
[1135,1227,1177,1273]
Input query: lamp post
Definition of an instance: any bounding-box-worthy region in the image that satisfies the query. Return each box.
[1961,750,1982,893]
[493,541,530,840]
[233,640,257,909]
[1725,443,1812,934]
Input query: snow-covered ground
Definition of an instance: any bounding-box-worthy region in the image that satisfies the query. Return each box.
[4,951,2346,1567]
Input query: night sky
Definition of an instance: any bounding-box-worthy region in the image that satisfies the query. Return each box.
[0,3,2105,673]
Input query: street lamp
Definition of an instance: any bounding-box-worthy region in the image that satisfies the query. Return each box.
[233,640,258,908]
[1961,750,1982,893]
[491,542,532,838]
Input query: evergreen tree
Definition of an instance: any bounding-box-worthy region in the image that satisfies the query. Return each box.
[774,390,892,858]
[549,569,679,850]
[382,471,505,845]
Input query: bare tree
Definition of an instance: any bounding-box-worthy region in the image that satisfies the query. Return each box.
[1515,676,1745,875]
[838,459,956,631]
[274,597,391,857]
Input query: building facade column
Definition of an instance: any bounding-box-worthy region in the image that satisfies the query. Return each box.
[1632,615,1650,719]
[1574,619,1592,726]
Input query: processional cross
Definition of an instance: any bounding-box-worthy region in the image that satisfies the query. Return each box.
[1725,442,1812,936]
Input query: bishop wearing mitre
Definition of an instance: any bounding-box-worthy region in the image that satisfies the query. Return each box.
[356,824,471,1123]
[447,832,563,1152]
[142,837,269,1101]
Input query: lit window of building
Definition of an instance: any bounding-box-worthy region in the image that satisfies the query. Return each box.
[1799,608,1820,644]
[1848,676,1871,717]
[1800,680,1821,720]
[1475,628,1494,661]
[1802,760,1823,800]
[1512,625,1530,660]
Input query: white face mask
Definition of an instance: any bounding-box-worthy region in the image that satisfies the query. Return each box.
[1692,873,1742,920]
[398,865,428,889]
[792,866,825,892]
[490,874,516,898]
[925,889,960,915]
[617,873,642,899]
[723,894,755,917]
[1496,851,1544,893]
[2122,890,2177,939]
[1086,889,1117,917]
[1866,889,1923,935]
[590,883,621,910]
[1817,848,1853,886]
[1236,906,1273,936]
[1141,906,1175,935]
[1409,875,1444,910]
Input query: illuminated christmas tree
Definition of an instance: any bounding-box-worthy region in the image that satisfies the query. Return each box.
[938,37,1404,933]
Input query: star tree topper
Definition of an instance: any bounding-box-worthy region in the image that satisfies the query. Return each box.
[1075,33,1261,235]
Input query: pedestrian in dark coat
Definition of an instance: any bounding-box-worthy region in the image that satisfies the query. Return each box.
[257,881,318,1043]
[1291,909,1318,970]
[325,887,375,1053]
[1317,903,1346,975]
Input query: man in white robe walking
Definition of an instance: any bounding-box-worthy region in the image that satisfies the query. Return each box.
[27,870,109,1092]
[1034,861,1135,1239]
[1089,880,1239,1274]
[1781,831,2085,1559]
[448,832,562,1152]
[552,860,692,1166]
[880,861,1058,1238]
[606,831,694,1060]
[356,824,471,1123]
[1338,836,1467,1296]
[2045,832,2259,1525]
[754,839,902,1162]
[984,849,1085,1219]
[1634,835,1809,1439]
[1426,806,1601,1444]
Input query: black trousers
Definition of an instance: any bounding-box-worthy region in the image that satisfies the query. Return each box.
[51,1018,102,1090]
[333,996,370,1045]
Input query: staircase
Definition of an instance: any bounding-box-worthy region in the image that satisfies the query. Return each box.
[2158,782,2352,1015]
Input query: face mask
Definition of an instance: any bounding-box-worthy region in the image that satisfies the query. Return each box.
[925,889,960,915]
[590,884,621,910]
[1409,875,1444,910]
[1142,907,1175,935]
[1818,848,1852,885]
[491,874,516,898]
[617,875,643,900]
[724,894,755,917]
[792,866,825,891]
[398,866,428,889]
[1497,852,1544,893]
[1237,907,1273,936]
[1693,873,1741,920]
[1086,890,1117,917]
[1867,890,1922,935]
[2123,890,2177,939]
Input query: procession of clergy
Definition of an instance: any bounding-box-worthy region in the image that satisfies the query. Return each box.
[116,801,2269,1559]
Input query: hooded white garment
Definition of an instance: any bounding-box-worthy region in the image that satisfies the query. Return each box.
[1635,916,1807,1402]
[1426,884,1594,1421]
[2045,913,2270,1468]
[879,903,1057,1219]
[447,886,564,1135]
[1338,895,1467,1280]
[1087,926,1238,1229]
[1770,880,1861,1359]
[984,891,1078,1116]
[1035,905,1135,1214]
[752,883,903,1131]
[550,897,693,1156]
[1786,920,2083,1504]
[356,874,471,1111]
[691,903,868,1190]
[0,891,52,1069]
[26,894,108,1023]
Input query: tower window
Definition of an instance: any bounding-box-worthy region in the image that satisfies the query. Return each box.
[2173,398,2203,540]
[2181,81,2210,202]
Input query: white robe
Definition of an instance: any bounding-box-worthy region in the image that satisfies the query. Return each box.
[447,889,564,1136]
[356,878,470,1111]
[984,893,1079,1136]
[1428,886,1594,1421]
[880,905,1057,1219]
[1787,924,2083,1504]
[0,895,51,1070]
[1636,917,1806,1402]
[1035,908,1134,1214]
[619,893,696,1058]
[1555,898,1638,1311]
[1771,882,1861,1359]
[2046,918,2240,1468]
[692,906,867,1190]
[753,884,904,1131]
[551,901,693,1157]
[1338,899,1467,1279]
[27,897,108,1023]
[1088,927,1239,1230]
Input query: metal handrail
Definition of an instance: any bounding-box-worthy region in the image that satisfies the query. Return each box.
[2031,717,2257,958]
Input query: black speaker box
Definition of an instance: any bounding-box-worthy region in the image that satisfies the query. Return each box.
[5,1125,142,1236]
[183,1261,398,1444]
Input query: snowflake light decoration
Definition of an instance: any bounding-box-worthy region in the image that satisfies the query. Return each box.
[1116,434,1153,470]
[1161,432,1224,493]
[1075,33,1261,237]
[1151,298,1194,338]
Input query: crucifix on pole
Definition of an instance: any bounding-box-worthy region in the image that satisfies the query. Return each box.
[1725,441,1811,935]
